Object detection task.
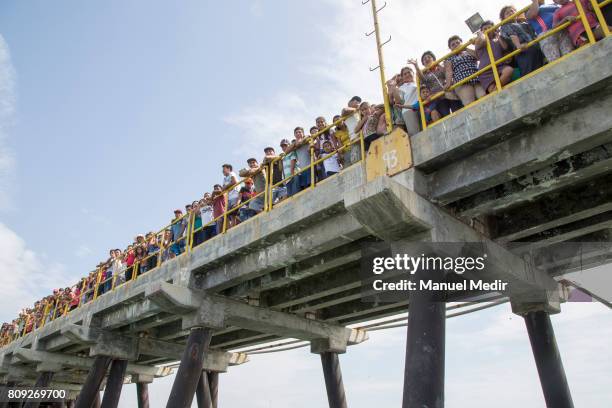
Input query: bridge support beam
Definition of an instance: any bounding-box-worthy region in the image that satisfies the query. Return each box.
[166,327,212,408]
[136,383,150,408]
[75,356,111,408]
[523,310,574,408]
[100,359,127,408]
[320,352,347,408]
[195,371,213,408]
[402,269,446,408]
[0,381,15,408]
[208,372,218,408]
[23,371,54,408]
[93,392,101,408]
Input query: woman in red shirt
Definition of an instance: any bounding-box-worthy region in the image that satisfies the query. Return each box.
[553,0,609,46]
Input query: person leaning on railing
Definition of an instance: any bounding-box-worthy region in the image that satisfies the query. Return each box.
[387,66,421,136]
[552,0,610,47]
[499,5,546,76]
[280,138,300,197]
[527,0,575,62]
[408,52,462,121]
[445,35,486,107]
[289,127,312,192]
[475,20,516,94]
[262,146,286,204]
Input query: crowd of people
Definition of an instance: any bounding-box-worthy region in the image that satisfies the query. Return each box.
[1,0,610,347]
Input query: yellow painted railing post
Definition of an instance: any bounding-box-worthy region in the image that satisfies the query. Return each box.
[93,269,103,300]
[360,131,366,163]
[222,194,229,233]
[310,145,316,190]
[415,73,427,131]
[368,0,393,133]
[77,279,87,308]
[132,262,139,281]
[187,212,194,252]
[40,303,48,327]
[268,162,274,211]
[589,0,610,37]
[575,0,597,44]
[21,316,30,336]
[485,34,503,92]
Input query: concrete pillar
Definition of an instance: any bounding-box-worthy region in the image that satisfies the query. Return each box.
[136,383,149,408]
[195,372,213,408]
[23,372,55,408]
[402,269,446,408]
[165,327,212,408]
[74,356,111,408]
[100,359,128,408]
[52,400,67,408]
[524,310,574,408]
[207,372,218,408]
[0,382,13,408]
[320,352,347,408]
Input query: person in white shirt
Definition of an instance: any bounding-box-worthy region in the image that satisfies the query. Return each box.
[390,66,421,136]
[221,164,240,227]
[321,140,342,179]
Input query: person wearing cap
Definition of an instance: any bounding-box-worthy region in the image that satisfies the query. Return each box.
[280,138,299,197]
[170,209,187,257]
[262,147,286,203]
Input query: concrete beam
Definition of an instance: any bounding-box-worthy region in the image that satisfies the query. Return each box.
[494,174,612,242]
[136,338,248,372]
[225,243,364,299]
[344,176,559,301]
[453,143,612,217]
[260,262,363,309]
[411,37,612,172]
[147,282,368,353]
[193,213,367,292]
[430,103,612,205]
[12,348,172,379]
[61,325,139,360]
[515,211,612,246]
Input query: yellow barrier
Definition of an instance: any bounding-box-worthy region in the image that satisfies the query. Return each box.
[416,0,607,130]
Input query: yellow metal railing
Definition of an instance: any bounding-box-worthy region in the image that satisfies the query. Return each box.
[416,0,609,130]
[5,0,609,346]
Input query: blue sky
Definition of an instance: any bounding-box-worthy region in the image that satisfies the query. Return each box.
[0,1,611,407]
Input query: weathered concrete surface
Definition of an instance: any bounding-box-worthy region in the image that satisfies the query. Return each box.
[429,99,612,205]
[411,37,612,172]
[1,38,610,388]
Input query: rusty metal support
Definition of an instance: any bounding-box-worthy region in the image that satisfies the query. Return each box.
[207,372,218,408]
[524,311,574,408]
[195,371,213,408]
[166,327,212,408]
[75,356,111,408]
[136,383,149,408]
[100,359,127,408]
[320,352,347,408]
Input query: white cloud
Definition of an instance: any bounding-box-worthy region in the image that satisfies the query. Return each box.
[224,0,517,161]
[250,0,264,18]
[0,223,75,323]
[75,244,93,258]
[0,34,16,211]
